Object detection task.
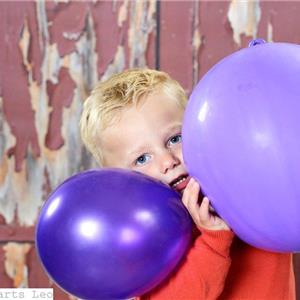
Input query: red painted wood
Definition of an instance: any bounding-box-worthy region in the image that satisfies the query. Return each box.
[46,1,89,57]
[0,246,13,287]
[146,30,157,69]
[159,1,195,91]
[90,1,127,77]
[45,67,76,150]
[258,2,300,43]
[0,1,42,172]
[197,1,236,79]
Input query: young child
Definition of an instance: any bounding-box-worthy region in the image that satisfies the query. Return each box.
[80,69,295,300]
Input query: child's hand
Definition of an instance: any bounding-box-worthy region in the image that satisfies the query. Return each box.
[182,178,230,231]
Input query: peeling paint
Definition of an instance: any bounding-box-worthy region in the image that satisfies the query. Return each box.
[0,97,8,168]
[128,1,156,67]
[91,1,127,76]
[3,243,31,288]
[71,14,98,91]
[101,45,126,82]
[46,2,89,57]
[81,13,98,90]
[45,67,76,150]
[45,44,62,83]
[192,1,201,86]
[19,19,31,72]
[118,0,129,27]
[0,96,18,224]
[228,0,261,45]
[267,21,273,42]
[0,2,42,172]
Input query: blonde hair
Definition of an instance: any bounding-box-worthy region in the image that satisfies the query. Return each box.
[80,68,187,165]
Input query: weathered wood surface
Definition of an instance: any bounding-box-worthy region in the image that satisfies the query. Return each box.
[0,1,299,299]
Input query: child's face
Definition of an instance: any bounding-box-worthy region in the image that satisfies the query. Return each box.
[100,91,190,193]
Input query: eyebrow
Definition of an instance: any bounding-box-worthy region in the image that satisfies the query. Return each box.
[128,124,182,158]
[128,145,150,158]
[163,124,182,137]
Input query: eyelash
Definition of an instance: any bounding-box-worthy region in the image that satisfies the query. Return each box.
[135,154,151,166]
[167,133,182,147]
[134,133,182,166]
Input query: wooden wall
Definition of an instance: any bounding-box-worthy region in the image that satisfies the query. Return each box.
[0,1,299,298]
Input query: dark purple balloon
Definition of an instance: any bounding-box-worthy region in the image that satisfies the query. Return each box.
[36,168,192,300]
[183,40,300,252]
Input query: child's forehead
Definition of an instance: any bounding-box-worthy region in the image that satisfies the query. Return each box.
[102,91,184,140]
[103,105,182,140]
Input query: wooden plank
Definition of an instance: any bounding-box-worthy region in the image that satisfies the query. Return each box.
[197,1,236,79]
[159,1,195,92]
[258,1,300,43]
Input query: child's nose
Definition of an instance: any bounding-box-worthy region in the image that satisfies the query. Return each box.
[159,151,180,174]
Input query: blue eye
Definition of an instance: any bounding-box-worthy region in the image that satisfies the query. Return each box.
[168,134,182,146]
[135,154,151,166]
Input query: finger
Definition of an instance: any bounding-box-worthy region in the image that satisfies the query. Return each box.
[181,178,194,207]
[182,178,199,204]
[191,177,201,190]
[198,197,211,224]
[209,204,216,212]
[185,179,200,212]
[181,179,202,224]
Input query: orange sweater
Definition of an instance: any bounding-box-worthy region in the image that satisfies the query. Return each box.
[139,229,295,300]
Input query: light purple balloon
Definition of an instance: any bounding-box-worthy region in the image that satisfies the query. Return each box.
[183,40,300,252]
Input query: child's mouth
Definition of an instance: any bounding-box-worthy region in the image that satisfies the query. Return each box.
[170,175,190,192]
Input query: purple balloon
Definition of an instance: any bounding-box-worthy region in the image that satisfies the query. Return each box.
[36,169,192,299]
[183,40,300,252]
